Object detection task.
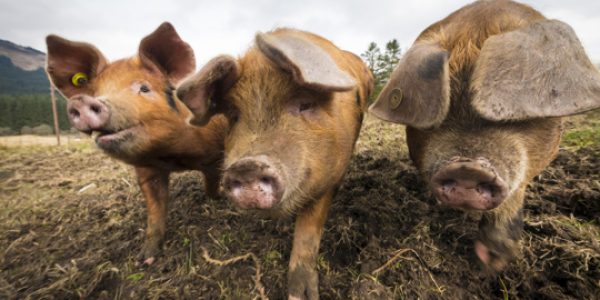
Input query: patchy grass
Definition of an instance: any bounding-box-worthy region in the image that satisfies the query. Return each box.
[561,111,600,149]
[0,114,599,299]
[562,125,600,149]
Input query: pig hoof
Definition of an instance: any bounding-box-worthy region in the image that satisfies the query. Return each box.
[476,211,523,271]
[135,255,157,267]
[474,240,511,271]
[288,265,319,300]
[136,242,161,267]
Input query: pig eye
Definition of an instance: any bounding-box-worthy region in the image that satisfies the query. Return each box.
[139,84,151,93]
[299,102,315,112]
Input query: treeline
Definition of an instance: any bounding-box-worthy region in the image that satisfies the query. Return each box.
[0,93,71,133]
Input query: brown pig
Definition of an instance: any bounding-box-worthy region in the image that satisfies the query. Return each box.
[176,29,373,299]
[370,0,600,270]
[45,23,228,265]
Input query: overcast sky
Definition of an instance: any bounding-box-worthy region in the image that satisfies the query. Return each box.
[1,0,599,66]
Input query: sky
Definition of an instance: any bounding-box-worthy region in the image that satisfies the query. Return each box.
[1,0,599,66]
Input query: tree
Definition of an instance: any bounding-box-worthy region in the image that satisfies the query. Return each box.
[361,42,381,74]
[0,93,71,132]
[377,39,401,85]
[360,39,402,102]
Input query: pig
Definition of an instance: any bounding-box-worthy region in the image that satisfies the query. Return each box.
[369,0,600,271]
[176,29,373,299]
[45,23,228,265]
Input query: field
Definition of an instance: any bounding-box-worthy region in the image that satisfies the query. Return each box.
[0,113,599,299]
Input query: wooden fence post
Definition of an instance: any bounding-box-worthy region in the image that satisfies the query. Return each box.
[50,84,61,146]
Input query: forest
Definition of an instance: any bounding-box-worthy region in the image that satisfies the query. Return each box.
[0,94,70,134]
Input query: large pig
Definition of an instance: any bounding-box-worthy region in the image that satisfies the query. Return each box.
[177,29,373,299]
[370,0,600,270]
[45,23,228,265]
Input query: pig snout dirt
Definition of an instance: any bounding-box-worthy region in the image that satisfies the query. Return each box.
[67,96,110,133]
[431,157,508,210]
[223,156,285,209]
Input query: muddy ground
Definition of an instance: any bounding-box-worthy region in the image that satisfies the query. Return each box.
[0,115,599,299]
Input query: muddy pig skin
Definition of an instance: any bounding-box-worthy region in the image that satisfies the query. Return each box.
[46,23,228,265]
[177,28,373,299]
[370,0,600,270]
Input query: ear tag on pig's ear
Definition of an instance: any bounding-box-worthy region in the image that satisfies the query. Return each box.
[369,42,450,129]
[71,72,88,87]
[389,88,403,110]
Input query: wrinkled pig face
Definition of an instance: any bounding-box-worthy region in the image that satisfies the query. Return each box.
[46,23,195,161]
[370,19,600,212]
[222,53,339,214]
[177,30,357,214]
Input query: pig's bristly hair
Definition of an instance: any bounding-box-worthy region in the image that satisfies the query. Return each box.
[417,0,545,117]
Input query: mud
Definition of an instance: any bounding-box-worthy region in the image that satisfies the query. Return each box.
[0,117,598,299]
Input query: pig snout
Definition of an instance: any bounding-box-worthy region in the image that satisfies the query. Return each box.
[222,156,285,209]
[67,96,110,133]
[431,157,508,211]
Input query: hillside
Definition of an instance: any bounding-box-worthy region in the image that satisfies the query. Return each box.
[0,39,71,133]
[0,39,50,94]
[0,39,45,71]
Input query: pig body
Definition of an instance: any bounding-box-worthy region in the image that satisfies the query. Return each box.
[178,28,373,299]
[46,23,228,265]
[370,0,600,270]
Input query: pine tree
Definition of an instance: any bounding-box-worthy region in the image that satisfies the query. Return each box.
[360,39,402,102]
[378,39,401,85]
[361,42,382,75]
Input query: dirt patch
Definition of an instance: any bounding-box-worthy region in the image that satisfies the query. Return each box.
[0,117,598,299]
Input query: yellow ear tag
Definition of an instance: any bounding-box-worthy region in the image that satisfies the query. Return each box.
[71,72,88,87]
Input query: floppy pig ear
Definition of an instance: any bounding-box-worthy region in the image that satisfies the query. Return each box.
[45,35,107,98]
[139,22,196,84]
[256,31,355,91]
[472,19,600,121]
[369,42,450,129]
[176,55,239,126]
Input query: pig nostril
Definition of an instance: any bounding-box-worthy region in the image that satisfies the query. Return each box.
[69,108,80,118]
[476,183,495,197]
[441,179,456,191]
[90,104,102,114]
[229,180,242,190]
[260,176,272,185]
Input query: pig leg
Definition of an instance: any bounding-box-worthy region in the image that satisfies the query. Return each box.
[202,164,222,199]
[135,166,170,266]
[288,190,333,300]
[475,187,525,271]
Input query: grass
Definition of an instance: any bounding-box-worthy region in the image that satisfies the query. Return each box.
[561,111,600,149]
[562,124,600,149]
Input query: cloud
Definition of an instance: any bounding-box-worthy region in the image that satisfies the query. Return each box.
[0,0,598,65]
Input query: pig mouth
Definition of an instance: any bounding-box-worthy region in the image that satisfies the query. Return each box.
[83,126,139,149]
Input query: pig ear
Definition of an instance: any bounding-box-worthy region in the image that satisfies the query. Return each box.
[255,32,355,91]
[45,35,107,98]
[176,55,239,125]
[369,43,450,129]
[472,19,600,121]
[138,22,196,84]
